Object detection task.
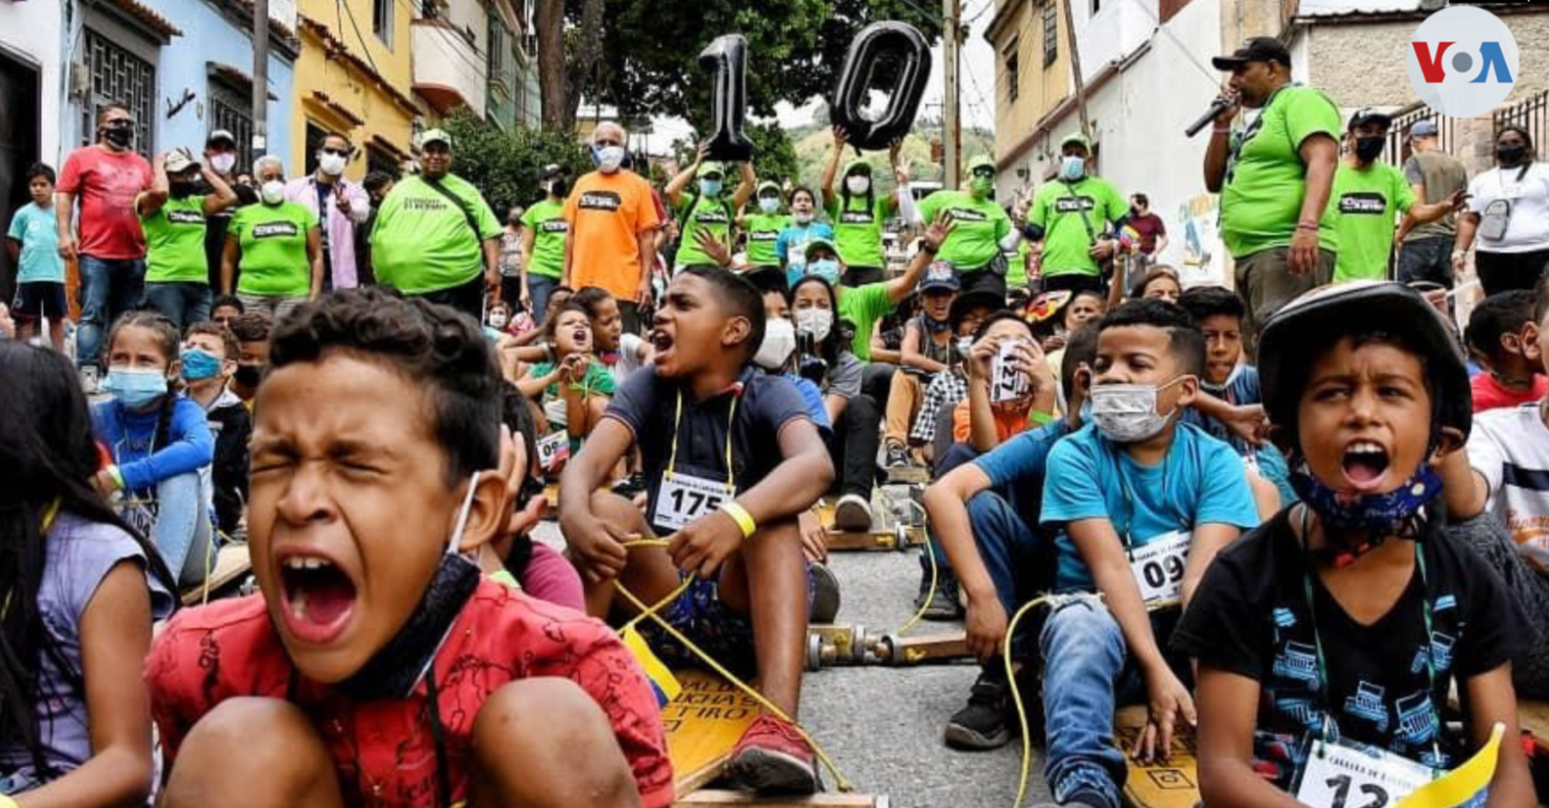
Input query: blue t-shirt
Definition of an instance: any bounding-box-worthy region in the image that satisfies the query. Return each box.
[787,374,833,436]
[776,222,836,282]
[1181,364,1297,505]
[7,203,64,283]
[974,419,1074,519]
[1040,422,1261,593]
[91,395,216,494]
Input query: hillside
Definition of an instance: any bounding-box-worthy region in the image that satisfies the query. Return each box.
[788,121,996,191]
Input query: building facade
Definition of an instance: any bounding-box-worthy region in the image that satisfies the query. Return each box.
[0,0,66,301]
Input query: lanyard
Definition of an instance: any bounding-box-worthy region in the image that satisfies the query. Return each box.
[1296,506,1444,768]
[666,387,741,488]
[1108,443,1175,557]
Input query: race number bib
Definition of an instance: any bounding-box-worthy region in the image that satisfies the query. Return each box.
[536,431,570,472]
[991,341,1031,404]
[652,471,735,532]
[1296,740,1433,808]
[1129,530,1190,604]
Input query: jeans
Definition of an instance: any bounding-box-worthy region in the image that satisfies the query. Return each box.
[960,267,1007,300]
[1234,246,1335,357]
[1475,248,1549,297]
[527,274,559,321]
[143,281,213,330]
[121,471,209,588]
[1447,514,1549,699]
[1041,272,1105,297]
[78,255,146,369]
[827,391,881,499]
[236,293,308,324]
[922,442,983,571]
[1396,236,1454,289]
[862,361,896,412]
[413,272,486,323]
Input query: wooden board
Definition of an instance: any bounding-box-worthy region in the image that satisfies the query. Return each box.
[816,500,924,552]
[664,669,766,795]
[179,544,252,606]
[1114,706,1200,808]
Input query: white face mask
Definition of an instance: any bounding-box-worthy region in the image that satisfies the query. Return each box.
[793,211,814,225]
[755,317,797,370]
[956,336,975,356]
[845,175,870,195]
[489,314,510,329]
[759,197,780,214]
[1060,155,1085,182]
[795,307,833,343]
[594,145,625,173]
[210,153,236,174]
[260,180,285,205]
[319,152,347,176]
[1088,378,1185,444]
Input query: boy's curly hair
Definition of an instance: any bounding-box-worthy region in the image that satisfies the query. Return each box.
[269,288,501,483]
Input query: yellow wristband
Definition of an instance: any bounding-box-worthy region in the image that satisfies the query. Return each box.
[720,501,756,539]
[108,465,126,490]
[0,793,20,808]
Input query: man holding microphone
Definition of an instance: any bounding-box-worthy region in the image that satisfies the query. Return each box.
[1202,37,1340,346]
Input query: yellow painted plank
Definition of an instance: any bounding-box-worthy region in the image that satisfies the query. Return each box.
[1114,706,1200,808]
[664,670,765,795]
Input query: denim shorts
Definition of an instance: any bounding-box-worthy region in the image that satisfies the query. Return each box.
[642,565,817,677]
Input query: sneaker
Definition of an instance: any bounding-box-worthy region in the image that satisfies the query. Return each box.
[1030,792,1112,808]
[884,441,911,469]
[832,494,873,533]
[915,567,965,621]
[945,671,1014,750]
[726,713,819,795]
[809,563,841,624]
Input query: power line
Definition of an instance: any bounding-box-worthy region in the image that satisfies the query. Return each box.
[337,0,386,79]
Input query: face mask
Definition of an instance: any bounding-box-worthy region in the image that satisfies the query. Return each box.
[1201,363,1245,397]
[102,123,133,149]
[170,182,198,199]
[339,472,484,700]
[755,317,797,370]
[700,178,723,197]
[1059,156,1085,182]
[956,336,975,355]
[795,307,833,343]
[489,314,510,329]
[1290,463,1442,538]
[234,362,263,389]
[211,153,237,174]
[793,211,814,225]
[548,178,569,198]
[807,259,840,285]
[846,175,870,195]
[970,176,993,197]
[1498,144,1527,166]
[318,153,347,176]
[1088,378,1184,443]
[103,367,168,409]
[1354,136,1385,163]
[181,348,224,382]
[759,197,780,214]
[260,180,285,205]
[593,145,625,173]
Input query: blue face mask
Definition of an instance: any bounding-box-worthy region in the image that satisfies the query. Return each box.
[808,259,840,285]
[181,348,224,382]
[1060,155,1085,181]
[700,178,723,197]
[103,367,169,410]
[1289,463,1443,537]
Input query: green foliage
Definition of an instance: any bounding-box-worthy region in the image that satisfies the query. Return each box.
[438,109,591,213]
[746,122,800,187]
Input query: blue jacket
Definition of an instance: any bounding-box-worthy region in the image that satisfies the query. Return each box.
[91,395,215,493]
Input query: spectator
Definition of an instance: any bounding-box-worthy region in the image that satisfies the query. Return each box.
[1126,193,1168,261]
[562,121,661,334]
[7,163,66,350]
[138,148,238,328]
[1018,134,1128,297]
[498,203,526,308]
[55,102,153,371]
[285,133,369,291]
[1396,119,1469,289]
[356,169,396,285]
[1464,289,1547,413]
[1454,126,1549,296]
[200,130,257,293]
[222,156,322,322]
[917,155,1016,299]
[519,163,570,319]
[820,129,908,288]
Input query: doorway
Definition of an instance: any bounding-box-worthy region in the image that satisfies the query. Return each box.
[0,50,40,305]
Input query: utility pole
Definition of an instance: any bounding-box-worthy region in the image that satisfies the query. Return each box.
[252,0,270,156]
[942,0,961,189]
[1060,0,1090,139]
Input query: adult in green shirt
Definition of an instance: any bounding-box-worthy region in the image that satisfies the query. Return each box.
[138,147,236,328]
[739,180,790,287]
[1205,36,1340,345]
[665,145,754,270]
[520,163,570,319]
[918,154,1015,298]
[1331,109,1462,283]
[821,126,908,287]
[1017,134,1128,297]
[371,128,503,319]
[222,155,321,323]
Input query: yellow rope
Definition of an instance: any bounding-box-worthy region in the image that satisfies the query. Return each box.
[895,525,937,636]
[615,539,854,793]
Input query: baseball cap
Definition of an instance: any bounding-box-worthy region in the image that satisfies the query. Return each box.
[968,154,996,174]
[206,129,236,147]
[697,161,726,178]
[420,128,453,148]
[539,163,567,180]
[1409,119,1439,140]
[164,147,200,175]
[805,238,839,261]
[1347,108,1393,131]
[918,261,961,293]
[1211,36,1291,71]
[1059,133,1092,152]
[757,180,782,195]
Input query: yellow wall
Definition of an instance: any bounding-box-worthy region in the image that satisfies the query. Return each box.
[991,0,1071,159]
[290,0,418,179]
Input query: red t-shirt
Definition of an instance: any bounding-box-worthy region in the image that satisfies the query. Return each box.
[1127,212,1167,255]
[56,145,151,260]
[1470,372,1548,413]
[146,579,674,808]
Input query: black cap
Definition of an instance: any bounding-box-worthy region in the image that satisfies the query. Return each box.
[207,129,237,147]
[1347,107,1393,132]
[539,163,567,180]
[1212,36,1291,71]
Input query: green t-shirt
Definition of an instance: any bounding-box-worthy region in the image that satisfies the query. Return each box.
[528,359,617,401]
[1029,175,1128,278]
[1332,161,1414,283]
[674,193,735,269]
[371,174,503,295]
[1006,240,1030,289]
[837,282,894,361]
[230,201,317,297]
[916,190,1012,271]
[828,195,891,269]
[744,213,789,266]
[520,199,568,279]
[1220,85,1342,259]
[142,195,209,284]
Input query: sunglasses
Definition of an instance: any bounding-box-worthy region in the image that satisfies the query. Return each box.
[321,147,349,157]
[971,167,995,178]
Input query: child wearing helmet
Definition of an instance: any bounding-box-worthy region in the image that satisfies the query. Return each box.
[1175,281,1534,808]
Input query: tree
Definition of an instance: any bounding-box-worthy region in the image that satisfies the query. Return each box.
[535,0,606,133]
[439,109,591,213]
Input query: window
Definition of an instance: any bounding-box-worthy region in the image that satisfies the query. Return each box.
[82,29,156,158]
[372,0,393,47]
[368,145,402,179]
[1042,1,1059,67]
[305,122,327,177]
[208,79,255,171]
[1004,39,1019,103]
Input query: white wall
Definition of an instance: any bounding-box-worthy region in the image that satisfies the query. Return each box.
[0,0,64,166]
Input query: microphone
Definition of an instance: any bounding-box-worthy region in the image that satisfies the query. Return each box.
[1186,98,1234,137]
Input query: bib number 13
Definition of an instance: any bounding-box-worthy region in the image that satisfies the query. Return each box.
[1319,775,1390,808]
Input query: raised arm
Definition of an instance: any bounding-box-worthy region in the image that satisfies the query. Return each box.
[200,164,239,216]
[883,211,952,305]
[730,161,756,211]
[137,152,170,216]
[820,126,847,209]
[1202,90,1240,194]
[665,144,706,208]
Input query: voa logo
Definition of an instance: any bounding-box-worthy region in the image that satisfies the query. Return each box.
[1407,5,1518,119]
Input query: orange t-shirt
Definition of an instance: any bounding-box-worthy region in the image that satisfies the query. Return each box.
[952,400,1050,444]
[563,170,662,300]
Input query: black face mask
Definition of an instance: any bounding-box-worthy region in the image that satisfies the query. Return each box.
[170,182,198,199]
[1498,144,1528,167]
[338,551,481,700]
[1354,136,1386,163]
[234,363,263,389]
[101,124,133,149]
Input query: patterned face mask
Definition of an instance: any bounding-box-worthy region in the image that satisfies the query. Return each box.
[1289,463,1443,538]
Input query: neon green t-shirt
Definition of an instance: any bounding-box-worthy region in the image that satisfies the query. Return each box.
[142,195,209,284]
[837,282,894,361]
[371,174,503,295]
[674,194,735,269]
[520,199,568,279]
[1332,161,1415,283]
[1029,175,1128,278]
[744,212,789,267]
[1006,240,1030,289]
[1220,85,1342,259]
[828,195,891,269]
[230,201,317,297]
[916,190,1011,271]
